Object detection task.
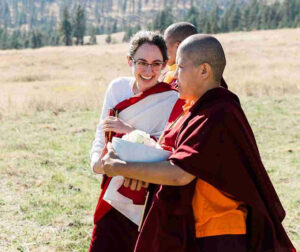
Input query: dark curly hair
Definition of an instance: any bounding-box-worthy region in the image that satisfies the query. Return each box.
[128,31,168,62]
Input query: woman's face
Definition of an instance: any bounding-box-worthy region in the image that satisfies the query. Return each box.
[128,43,165,92]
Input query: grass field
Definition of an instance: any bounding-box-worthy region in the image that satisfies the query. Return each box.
[0,28,299,251]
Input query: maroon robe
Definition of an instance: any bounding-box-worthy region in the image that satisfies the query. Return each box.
[135,87,295,252]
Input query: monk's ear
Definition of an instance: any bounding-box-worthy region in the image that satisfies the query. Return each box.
[127,56,133,67]
[199,63,210,79]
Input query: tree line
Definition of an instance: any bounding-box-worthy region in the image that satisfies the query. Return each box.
[0,0,299,50]
[149,0,300,35]
[0,4,94,49]
[122,0,300,41]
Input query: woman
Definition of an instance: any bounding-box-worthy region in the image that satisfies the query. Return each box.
[89,31,180,252]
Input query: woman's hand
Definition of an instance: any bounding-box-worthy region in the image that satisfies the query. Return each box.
[102,116,135,134]
[123,178,149,191]
[101,144,149,190]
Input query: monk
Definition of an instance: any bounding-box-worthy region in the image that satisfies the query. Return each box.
[163,22,197,87]
[102,34,295,252]
[163,22,227,93]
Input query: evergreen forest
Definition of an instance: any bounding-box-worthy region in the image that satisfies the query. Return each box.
[0,0,299,49]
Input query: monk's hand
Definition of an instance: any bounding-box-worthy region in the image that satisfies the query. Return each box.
[102,142,126,177]
[102,116,135,134]
[93,157,105,174]
[123,178,149,191]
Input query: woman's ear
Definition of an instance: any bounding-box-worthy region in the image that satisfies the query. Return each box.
[127,56,133,67]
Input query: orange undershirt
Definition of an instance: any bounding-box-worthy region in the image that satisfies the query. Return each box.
[183,99,247,238]
[163,64,177,84]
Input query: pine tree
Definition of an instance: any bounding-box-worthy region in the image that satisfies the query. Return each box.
[73,5,86,45]
[280,0,298,28]
[204,20,212,34]
[228,1,241,31]
[59,7,72,46]
[184,6,199,29]
[18,11,27,27]
[30,30,43,49]
[209,4,219,33]
[269,1,281,29]
[197,9,207,33]
[112,20,118,33]
[257,3,268,30]
[283,0,292,27]
[240,4,249,31]
[10,30,21,49]
[29,4,37,30]
[122,0,128,13]
[95,2,101,24]
[13,0,19,29]
[248,0,259,30]
[105,33,112,44]
[89,26,97,45]
[3,2,11,28]
[123,26,134,42]
[294,0,300,27]
[294,13,300,27]
[0,28,9,49]
[152,7,173,32]
[49,30,60,46]
[219,7,230,32]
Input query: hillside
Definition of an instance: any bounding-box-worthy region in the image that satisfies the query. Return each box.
[0,28,299,251]
[1,28,299,116]
[0,0,232,30]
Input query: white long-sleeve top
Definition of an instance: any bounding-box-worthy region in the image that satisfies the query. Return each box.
[90,77,135,170]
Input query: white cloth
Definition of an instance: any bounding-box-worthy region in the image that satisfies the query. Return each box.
[118,89,179,139]
[103,90,178,225]
[90,77,135,170]
[103,176,145,225]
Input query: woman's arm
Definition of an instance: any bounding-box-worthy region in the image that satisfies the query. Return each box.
[90,83,115,173]
[90,78,136,174]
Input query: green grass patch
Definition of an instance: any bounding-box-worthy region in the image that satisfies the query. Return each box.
[0,95,299,251]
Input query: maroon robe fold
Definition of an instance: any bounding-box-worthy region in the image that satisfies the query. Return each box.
[135,87,295,252]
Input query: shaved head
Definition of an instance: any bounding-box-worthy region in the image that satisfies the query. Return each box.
[178,34,226,83]
[164,22,197,44]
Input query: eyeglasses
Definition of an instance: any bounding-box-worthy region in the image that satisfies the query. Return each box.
[130,57,164,71]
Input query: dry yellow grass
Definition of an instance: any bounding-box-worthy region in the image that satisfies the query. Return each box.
[0,28,299,118]
[84,31,126,45]
[217,29,300,96]
[0,28,299,251]
[0,43,130,116]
